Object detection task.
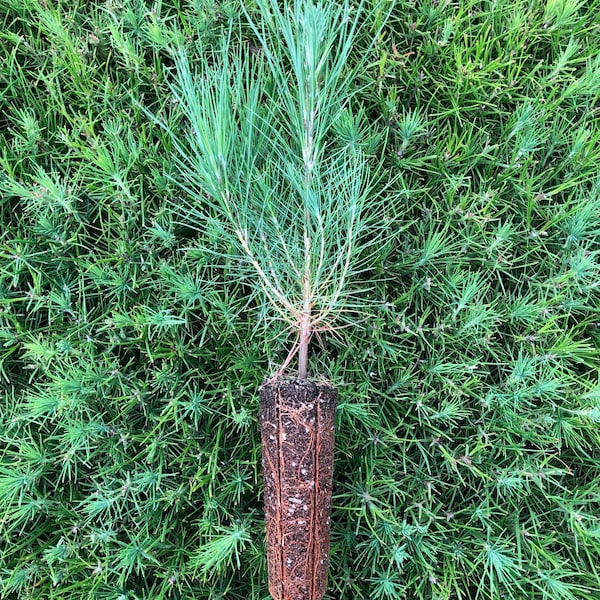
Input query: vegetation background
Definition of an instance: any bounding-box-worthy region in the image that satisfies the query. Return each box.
[1,0,599,599]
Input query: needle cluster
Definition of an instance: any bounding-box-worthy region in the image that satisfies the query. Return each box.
[158,0,391,378]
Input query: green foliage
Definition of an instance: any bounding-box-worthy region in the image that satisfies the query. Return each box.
[1,0,600,599]
[149,0,395,378]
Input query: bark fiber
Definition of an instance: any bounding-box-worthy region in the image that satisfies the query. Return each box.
[260,379,337,600]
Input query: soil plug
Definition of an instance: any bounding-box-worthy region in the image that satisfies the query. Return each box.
[260,379,336,600]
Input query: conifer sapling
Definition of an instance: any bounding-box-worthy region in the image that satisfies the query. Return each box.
[153,1,390,597]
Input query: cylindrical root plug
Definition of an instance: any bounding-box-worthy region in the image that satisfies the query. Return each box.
[260,379,337,600]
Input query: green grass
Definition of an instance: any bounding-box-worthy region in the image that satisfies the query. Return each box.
[1,0,599,599]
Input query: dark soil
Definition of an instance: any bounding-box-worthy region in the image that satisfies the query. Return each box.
[260,378,337,600]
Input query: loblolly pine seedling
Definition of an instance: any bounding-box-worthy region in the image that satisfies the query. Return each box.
[149,1,391,598]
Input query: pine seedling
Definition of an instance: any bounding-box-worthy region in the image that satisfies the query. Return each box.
[159,1,391,379]
[149,1,390,598]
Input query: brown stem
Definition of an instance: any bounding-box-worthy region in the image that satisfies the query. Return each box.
[298,314,311,380]
[298,267,312,379]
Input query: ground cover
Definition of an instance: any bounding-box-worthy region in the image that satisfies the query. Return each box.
[1,1,599,598]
